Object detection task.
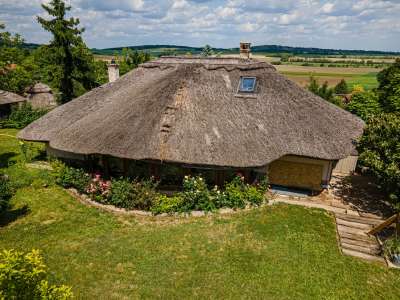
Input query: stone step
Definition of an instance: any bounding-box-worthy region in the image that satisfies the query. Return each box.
[330,200,349,209]
[337,224,368,236]
[341,242,380,255]
[340,237,380,250]
[339,231,376,243]
[336,218,373,230]
[342,248,385,264]
[335,213,383,225]
[359,212,385,220]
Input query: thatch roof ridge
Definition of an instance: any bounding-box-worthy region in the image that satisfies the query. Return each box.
[144,57,275,71]
[0,90,26,105]
[26,83,52,94]
[18,57,364,168]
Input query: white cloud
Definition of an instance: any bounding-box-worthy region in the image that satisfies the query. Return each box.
[321,2,335,14]
[216,6,236,18]
[0,0,399,51]
[277,12,300,25]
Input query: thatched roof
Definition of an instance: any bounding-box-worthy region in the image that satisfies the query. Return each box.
[0,90,25,105]
[26,83,52,94]
[18,57,364,168]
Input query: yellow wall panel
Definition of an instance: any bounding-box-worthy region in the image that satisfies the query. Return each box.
[269,160,323,190]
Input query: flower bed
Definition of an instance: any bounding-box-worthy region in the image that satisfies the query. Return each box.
[52,161,269,215]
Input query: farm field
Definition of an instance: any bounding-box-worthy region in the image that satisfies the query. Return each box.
[1,129,400,299]
[210,54,382,90]
[275,65,379,90]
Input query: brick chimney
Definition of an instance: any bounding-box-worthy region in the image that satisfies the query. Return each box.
[108,59,119,83]
[240,42,251,59]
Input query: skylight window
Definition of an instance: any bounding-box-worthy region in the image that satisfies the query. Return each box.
[239,77,256,92]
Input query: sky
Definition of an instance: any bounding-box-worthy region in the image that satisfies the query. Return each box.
[1,0,400,51]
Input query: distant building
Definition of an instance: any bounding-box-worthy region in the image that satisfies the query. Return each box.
[0,90,25,120]
[26,83,57,109]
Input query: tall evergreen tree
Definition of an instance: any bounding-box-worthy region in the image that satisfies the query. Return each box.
[37,0,96,103]
[201,45,213,57]
[334,79,349,94]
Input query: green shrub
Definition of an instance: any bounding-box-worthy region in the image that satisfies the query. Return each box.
[151,194,184,215]
[220,176,267,208]
[0,175,13,213]
[245,186,265,206]
[55,163,90,194]
[383,237,400,259]
[108,177,159,210]
[0,103,48,129]
[130,178,159,210]
[223,176,247,209]
[180,176,215,211]
[108,178,135,208]
[0,249,73,299]
[19,141,46,163]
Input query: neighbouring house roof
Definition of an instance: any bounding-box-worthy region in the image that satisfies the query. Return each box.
[26,83,52,94]
[26,83,57,110]
[18,57,365,168]
[0,90,26,105]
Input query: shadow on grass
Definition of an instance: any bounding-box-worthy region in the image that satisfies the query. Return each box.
[0,152,18,168]
[0,205,30,227]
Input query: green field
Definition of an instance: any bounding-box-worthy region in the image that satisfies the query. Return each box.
[1,129,400,299]
[280,70,378,90]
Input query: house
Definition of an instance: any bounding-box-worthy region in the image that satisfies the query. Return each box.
[0,90,26,120]
[18,46,364,192]
[26,83,57,109]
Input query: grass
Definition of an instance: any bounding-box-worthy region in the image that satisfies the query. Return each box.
[1,129,400,299]
[279,70,378,90]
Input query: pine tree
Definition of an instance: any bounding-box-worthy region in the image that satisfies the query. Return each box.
[334,79,349,94]
[37,0,95,103]
[201,45,213,57]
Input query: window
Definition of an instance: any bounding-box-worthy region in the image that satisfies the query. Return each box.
[239,77,256,92]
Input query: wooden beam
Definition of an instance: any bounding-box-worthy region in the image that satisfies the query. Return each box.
[368,213,398,235]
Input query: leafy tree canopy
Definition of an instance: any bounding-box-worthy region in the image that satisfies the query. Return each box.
[119,48,151,76]
[307,76,342,106]
[346,91,382,121]
[377,58,400,113]
[357,113,400,207]
[0,23,34,94]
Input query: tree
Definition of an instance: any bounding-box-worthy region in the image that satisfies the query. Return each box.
[357,113,400,207]
[307,76,335,103]
[377,58,400,113]
[37,0,97,103]
[334,79,349,94]
[119,48,151,76]
[346,91,382,121]
[0,23,35,94]
[0,23,26,67]
[201,45,213,57]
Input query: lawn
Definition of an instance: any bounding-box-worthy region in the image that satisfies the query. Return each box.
[1,129,400,299]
